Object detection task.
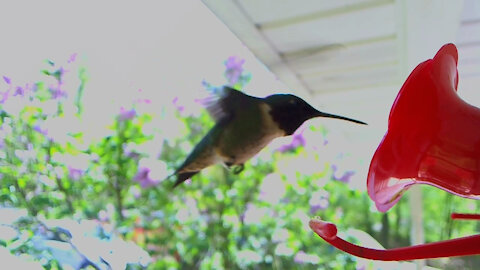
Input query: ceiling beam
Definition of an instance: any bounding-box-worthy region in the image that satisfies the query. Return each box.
[202,0,312,97]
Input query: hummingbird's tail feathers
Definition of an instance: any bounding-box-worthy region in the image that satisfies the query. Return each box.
[317,111,367,125]
[172,171,199,188]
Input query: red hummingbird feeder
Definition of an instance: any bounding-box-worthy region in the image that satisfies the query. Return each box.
[310,43,480,260]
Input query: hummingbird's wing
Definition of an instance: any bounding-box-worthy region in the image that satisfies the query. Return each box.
[202,86,262,122]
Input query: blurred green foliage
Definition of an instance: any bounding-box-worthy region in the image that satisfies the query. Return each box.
[0,55,479,269]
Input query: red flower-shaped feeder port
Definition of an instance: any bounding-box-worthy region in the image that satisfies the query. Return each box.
[369,43,480,212]
[310,43,480,260]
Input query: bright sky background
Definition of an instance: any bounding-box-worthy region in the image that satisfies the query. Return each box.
[0,0,289,124]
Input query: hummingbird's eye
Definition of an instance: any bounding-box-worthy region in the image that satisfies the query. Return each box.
[289,98,298,105]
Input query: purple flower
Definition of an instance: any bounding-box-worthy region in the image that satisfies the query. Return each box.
[14,86,25,96]
[49,82,67,99]
[331,164,355,183]
[33,125,49,136]
[136,98,151,105]
[133,159,167,188]
[118,107,136,121]
[46,66,69,99]
[224,56,245,85]
[68,53,77,63]
[309,190,329,214]
[123,143,140,159]
[133,167,160,188]
[68,166,83,181]
[50,88,67,99]
[2,76,11,84]
[1,76,12,104]
[0,90,9,104]
[11,83,34,98]
[33,120,59,141]
[277,130,306,153]
[134,89,151,105]
[172,97,184,113]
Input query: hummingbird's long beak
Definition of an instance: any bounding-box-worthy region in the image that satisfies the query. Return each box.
[314,110,367,125]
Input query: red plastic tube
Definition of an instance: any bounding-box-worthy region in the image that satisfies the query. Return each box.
[451,213,480,220]
[310,219,480,260]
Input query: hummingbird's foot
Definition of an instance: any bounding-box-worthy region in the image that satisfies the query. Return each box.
[232,164,244,174]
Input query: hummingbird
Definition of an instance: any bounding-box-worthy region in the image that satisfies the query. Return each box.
[171,86,366,188]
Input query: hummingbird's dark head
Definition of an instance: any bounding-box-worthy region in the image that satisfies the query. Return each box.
[264,94,366,135]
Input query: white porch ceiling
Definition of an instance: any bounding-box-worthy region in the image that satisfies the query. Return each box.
[202,0,480,98]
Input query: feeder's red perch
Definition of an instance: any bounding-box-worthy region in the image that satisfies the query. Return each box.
[451,213,480,220]
[310,219,480,260]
